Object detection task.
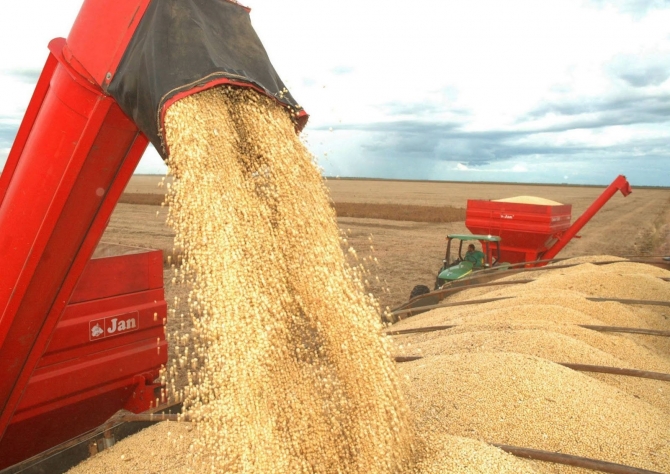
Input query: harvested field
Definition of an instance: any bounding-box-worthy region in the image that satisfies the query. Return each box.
[332,202,464,223]
[118,193,466,224]
[118,192,164,206]
[117,176,670,309]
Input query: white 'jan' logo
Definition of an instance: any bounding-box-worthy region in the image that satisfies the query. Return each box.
[89,311,140,341]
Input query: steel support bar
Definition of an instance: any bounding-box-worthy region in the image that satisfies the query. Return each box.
[559,363,670,382]
[425,280,532,301]
[542,175,632,262]
[585,297,670,308]
[392,297,513,318]
[579,325,670,337]
[0,402,183,474]
[385,325,456,336]
[385,323,670,338]
[493,444,663,474]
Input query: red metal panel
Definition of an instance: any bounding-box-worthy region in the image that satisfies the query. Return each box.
[0,52,105,350]
[0,54,58,207]
[466,199,572,263]
[17,340,164,416]
[0,1,166,466]
[465,175,632,264]
[0,251,166,469]
[67,0,152,88]
[70,250,164,303]
[37,292,166,367]
[0,384,140,469]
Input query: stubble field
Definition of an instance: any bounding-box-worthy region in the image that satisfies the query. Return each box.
[104,175,670,312]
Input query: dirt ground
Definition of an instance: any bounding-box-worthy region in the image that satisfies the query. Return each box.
[112,176,670,311]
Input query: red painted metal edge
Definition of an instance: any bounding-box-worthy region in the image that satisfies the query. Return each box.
[225,0,251,13]
[0,97,112,439]
[67,0,152,88]
[0,53,58,207]
[0,95,112,349]
[0,109,149,444]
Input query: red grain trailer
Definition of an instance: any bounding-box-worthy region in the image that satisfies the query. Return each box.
[466,199,572,264]
[465,175,632,265]
[0,245,166,468]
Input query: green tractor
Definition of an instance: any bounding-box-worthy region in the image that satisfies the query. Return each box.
[409,234,504,299]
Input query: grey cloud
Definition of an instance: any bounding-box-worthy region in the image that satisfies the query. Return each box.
[317,93,670,168]
[619,67,669,87]
[301,71,670,177]
[361,130,440,156]
[319,120,519,164]
[322,120,461,135]
[5,68,41,84]
[608,53,670,87]
[379,101,443,116]
[526,92,670,130]
[345,122,520,165]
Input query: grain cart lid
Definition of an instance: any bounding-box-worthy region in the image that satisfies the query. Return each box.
[107,0,307,158]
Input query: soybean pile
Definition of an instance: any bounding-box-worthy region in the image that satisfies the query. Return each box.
[392,257,670,473]
[163,86,412,472]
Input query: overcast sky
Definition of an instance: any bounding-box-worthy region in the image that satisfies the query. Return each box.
[1,0,669,185]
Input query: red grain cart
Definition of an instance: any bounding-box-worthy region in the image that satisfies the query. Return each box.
[466,175,632,265]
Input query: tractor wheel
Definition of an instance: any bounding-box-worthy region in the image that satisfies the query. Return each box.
[409,284,431,300]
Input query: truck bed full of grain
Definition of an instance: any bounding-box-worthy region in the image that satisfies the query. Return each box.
[67,259,670,473]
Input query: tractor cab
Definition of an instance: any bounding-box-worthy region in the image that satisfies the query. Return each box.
[435,234,502,288]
